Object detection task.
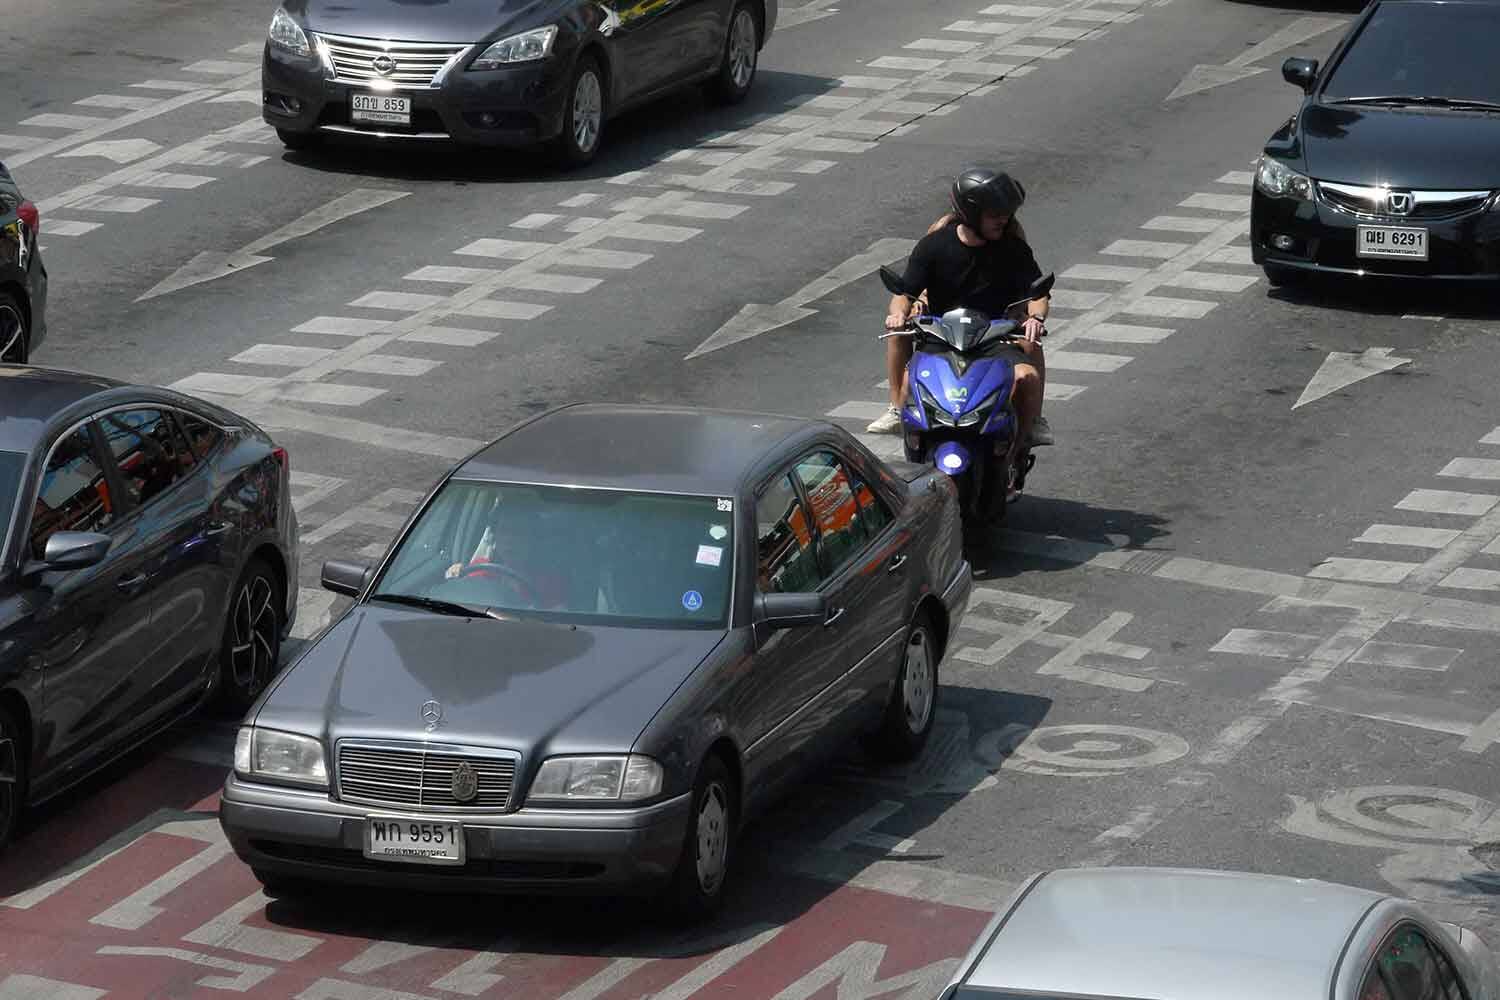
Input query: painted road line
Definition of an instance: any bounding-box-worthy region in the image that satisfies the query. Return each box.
[68,194,159,213]
[1063,263,1152,282]
[0,976,105,999]
[1218,171,1255,185]
[1142,215,1224,234]
[1396,489,1499,517]
[1354,524,1463,549]
[828,400,889,421]
[1439,568,1500,592]
[41,220,102,236]
[271,381,384,406]
[344,355,442,377]
[21,113,113,130]
[905,37,983,51]
[1211,629,1324,659]
[1439,457,1500,481]
[293,316,392,337]
[1073,322,1174,344]
[1116,294,1217,319]
[1350,641,1463,672]
[1178,192,1247,213]
[400,326,502,347]
[1159,270,1259,293]
[1294,347,1412,410]
[1101,238,1191,259]
[1306,558,1419,585]
[182,59,258,75]
[126,170,215,190]
[1046,382,1090,400]
[1202,245,1254,267]
[1048,288,1112,309]
[76,94,159,111]
[1045,350,1133,373]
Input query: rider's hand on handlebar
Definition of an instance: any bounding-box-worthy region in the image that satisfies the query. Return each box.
[1022,316,1046,344]
[885,311,910,331]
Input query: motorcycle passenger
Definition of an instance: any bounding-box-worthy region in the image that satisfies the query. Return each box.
[868,168,1053,456]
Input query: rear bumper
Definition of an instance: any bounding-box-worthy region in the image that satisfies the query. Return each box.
[219,773,691,894]
[1252,188,1500,279]
[262,45,571,148]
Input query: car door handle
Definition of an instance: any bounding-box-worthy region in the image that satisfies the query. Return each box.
[886,554,909,574]
[823,606,846,627]
[116,572,149,594]
[204,521,232,537]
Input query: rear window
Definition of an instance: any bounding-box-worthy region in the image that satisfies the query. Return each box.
[1322,3,1500,103]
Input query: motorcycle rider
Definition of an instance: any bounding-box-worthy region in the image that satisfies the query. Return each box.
[867,168,1053,456]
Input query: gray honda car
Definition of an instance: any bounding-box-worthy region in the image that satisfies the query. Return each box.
[219,404,971,917]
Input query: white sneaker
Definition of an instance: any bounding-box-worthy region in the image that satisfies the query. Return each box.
[1028,415,1054,447]
[866,406,903,434]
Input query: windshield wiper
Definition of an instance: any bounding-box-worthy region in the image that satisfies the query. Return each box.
[369,593,498,619]
[1334,95,1500,112]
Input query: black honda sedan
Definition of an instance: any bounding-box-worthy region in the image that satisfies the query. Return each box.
[1251,0,1500,284]
[0,162,46,363]
[261,0,777,165]
[0,366,300,850]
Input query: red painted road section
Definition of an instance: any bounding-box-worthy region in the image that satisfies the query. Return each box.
[0,753,992,998]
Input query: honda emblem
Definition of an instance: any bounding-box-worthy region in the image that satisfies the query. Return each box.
[1386,191,1414,216]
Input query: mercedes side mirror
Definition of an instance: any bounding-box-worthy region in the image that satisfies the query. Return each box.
[21,531,113,581]
[321,559,373,597]
[1282,57,1318,94]
[754,592,827,630]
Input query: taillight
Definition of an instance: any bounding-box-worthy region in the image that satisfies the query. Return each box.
[16,200,38,235]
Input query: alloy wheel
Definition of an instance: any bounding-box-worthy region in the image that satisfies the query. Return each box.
[695,781,730,893]
[0,302,24,363]
[728,9,756,90]
[902,628,934,734]
[230,575,278,695]
[573,70,602,154]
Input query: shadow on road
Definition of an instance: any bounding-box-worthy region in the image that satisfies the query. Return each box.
[267,69,842,186]
[1268,274,1500,322]
[969,494,1173,581]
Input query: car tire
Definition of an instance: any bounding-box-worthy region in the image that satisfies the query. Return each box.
[663,754,735,921]
[0,702,28,852]
[1263,264,1307,288]
[276,128,320,152]
[708,2,759,106]
[0,291,28,364]
[551,56,606,169]
[212,557,283,717]
[869,610,938,761]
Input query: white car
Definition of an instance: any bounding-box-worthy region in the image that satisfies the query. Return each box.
[939,866,1500,1000]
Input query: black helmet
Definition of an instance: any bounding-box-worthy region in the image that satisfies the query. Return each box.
[950,167,1026,230]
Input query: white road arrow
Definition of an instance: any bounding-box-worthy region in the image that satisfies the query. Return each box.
[685,237,915,360]
[59,138,162,164]
[137,188,409,301]
[1167,16,1346,100]
[1293,347,1412,410]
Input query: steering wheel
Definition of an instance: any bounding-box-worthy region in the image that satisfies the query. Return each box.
[461,561,540,606]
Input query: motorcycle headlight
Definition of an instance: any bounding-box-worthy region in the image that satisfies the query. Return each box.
[269,7,311,58]
[956,390,1002,427]
[470,25,558,69]
[527,754,663,803]
[234,727,328,789]
[917,383,955,427]
[1255,155,1313,201]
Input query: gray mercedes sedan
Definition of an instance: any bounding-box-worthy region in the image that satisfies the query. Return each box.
[220,404,971,916]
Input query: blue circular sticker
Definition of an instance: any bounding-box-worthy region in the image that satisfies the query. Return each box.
[682,590,704,612]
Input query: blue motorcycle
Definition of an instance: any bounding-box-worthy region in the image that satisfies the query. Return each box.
[878,267,1056,535]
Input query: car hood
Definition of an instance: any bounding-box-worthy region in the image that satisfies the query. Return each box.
[1299,104,1500,189]
[287,0,553,44]
[255,604,725,756]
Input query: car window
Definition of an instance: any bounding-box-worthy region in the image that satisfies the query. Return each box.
[794,452,870,577]
[848,464,893,538]
[30,428,115,559]
[97,409,193,508]
[1433,945,1467,1000]
[1321,4,1500,104]
[0,449,23,559]
[755,474,821,594]
[1377,926,1451,1000]
[166,412,200,474]
[1361,967,1394,1000]
[177,410,226,461]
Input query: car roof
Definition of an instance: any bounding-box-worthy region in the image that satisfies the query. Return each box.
[0,365,126,453]
[456,403,829,496]
[964,867,1385,1000]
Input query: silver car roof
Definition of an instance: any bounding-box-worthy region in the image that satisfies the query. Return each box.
[961,867,1385,1000]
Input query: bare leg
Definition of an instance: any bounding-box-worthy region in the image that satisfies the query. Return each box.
[1012,361,1042,445]
[886,335,914,409]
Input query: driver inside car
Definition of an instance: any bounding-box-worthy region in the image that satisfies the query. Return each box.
[445,500,569,609]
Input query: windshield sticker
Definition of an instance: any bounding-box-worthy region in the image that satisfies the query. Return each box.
[716,498,734,512]
[682,590,704,612]
[696,545,724,568]
[708,524,729,540]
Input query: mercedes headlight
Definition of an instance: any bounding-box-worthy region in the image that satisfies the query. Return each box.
[527,754,663,803]
[1255,155,1313,201]
[470,26,558,69]
[269,7,311,57]
[234,727,328,788]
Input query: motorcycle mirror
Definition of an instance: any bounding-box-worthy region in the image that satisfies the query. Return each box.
[1031,272,1056,298]
[878,265,909,296]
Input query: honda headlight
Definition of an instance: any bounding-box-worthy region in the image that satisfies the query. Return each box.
[1255,155,1313,201]
[527,754,663,803]
[269,7,311,58]
[234,727,328,789]
[470,26,558,69]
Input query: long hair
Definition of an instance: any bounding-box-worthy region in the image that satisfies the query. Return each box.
[929,212,1028,243]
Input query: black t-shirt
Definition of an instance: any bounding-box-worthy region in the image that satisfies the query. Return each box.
[900,222,1043,317]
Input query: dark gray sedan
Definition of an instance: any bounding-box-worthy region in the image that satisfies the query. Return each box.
[219,404,971,916]
[0,365,300,851]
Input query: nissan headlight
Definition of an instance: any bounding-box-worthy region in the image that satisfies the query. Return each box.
[470,26,558,69]
[234,727,328,788]
[527,754,663,803]
[269,7,311,57]
[1255,155,1313,201]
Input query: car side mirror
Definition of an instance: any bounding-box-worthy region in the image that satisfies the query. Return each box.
[20,531,113,581]
[754,592,827,630]
[321,559,373,597]
[1282,57,1318,94]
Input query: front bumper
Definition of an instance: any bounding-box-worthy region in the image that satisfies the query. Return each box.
[261,43,572,148]
[219,773,691,894]
[1252,188,1500,279]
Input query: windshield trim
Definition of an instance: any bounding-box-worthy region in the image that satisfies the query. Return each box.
[364,478,740,631]
[1317,1,1500,106]
[0,449,26,574]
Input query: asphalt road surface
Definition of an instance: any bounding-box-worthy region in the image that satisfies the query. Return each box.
[8,0,1500,996]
